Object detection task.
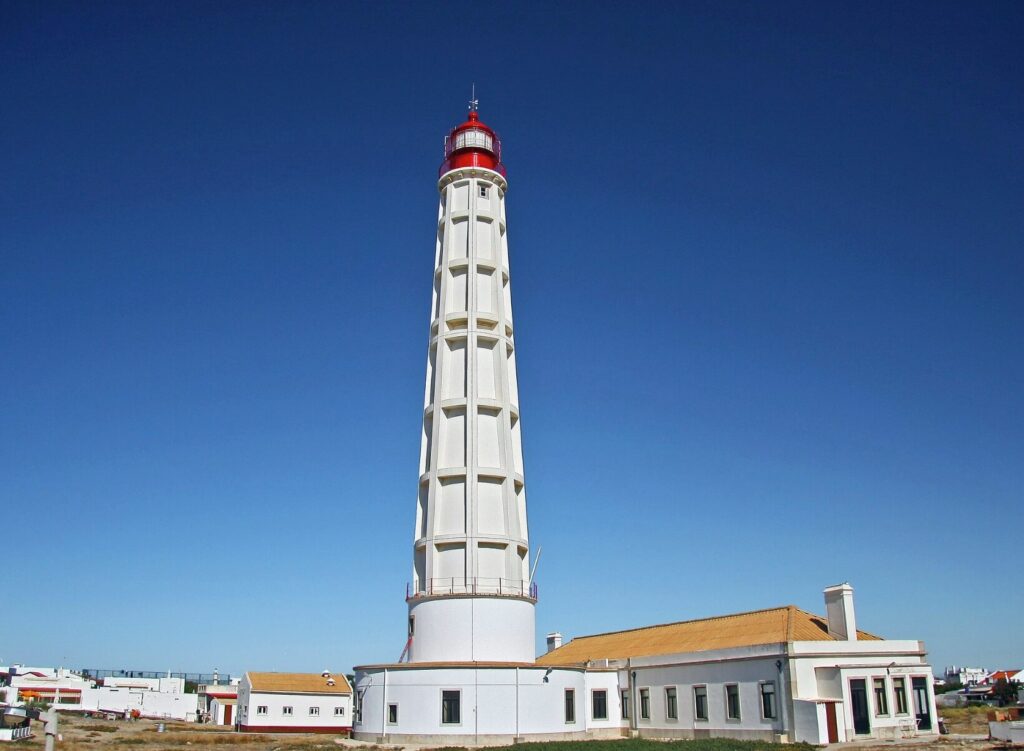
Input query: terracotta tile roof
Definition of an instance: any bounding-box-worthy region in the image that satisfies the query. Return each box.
[536,605,882,665]
[988,670,1022,682]
[246,672,352,694]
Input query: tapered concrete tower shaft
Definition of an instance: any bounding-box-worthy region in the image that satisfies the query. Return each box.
[407,109,535,663]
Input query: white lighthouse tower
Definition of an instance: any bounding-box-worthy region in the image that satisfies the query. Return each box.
[352,104,622,743]
[406,103,536,663]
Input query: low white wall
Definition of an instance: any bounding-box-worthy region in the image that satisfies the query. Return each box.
[354,665,622,742]
[626,647,786,741]
[990,721,1024,745]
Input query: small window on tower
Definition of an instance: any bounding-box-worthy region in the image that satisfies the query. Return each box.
[479,185,489,199]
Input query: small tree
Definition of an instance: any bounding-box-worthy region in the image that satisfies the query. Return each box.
[992,679,1020,707]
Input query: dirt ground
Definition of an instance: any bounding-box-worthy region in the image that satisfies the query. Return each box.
[11,712,1008,751]
[15,714,353,751]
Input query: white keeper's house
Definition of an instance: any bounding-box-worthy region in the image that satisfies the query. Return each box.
[538,583,938,744]
[236,672,352,733]
[350,101,939,746]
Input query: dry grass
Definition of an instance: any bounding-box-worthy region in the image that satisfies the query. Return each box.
[939,706,995,734]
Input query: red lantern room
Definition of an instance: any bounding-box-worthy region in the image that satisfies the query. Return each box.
[439,109,506,178]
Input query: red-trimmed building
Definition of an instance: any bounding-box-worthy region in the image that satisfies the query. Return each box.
[236,672,352,733]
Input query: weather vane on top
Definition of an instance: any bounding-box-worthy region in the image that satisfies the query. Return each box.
[469,83,479,112]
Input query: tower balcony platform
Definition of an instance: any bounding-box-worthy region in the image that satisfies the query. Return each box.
[407,577,538,602]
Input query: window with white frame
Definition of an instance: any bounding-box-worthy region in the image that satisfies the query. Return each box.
[256,705,268,716]
[564,689,575,723]
[309,706,320,716]
[334,706,345,716]
[893,677,909,715]
[726,684,741,720]
[621,690,630,720]
[591,689,608,720]
[640,688,650,720]
[874,678,889,716]
[282,706,293,716]
[694,685,708,720]
[760,681,777,719]
[388,703,398,724]
[441,690,461,724]
[479,185,489,199]
[666,687,678,720]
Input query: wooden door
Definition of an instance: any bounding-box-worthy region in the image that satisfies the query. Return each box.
[825,702,839,743]
[223,704,232,726]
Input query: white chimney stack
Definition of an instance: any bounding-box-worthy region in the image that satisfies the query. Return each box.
[546,632,563,653]
[824,583,857,641]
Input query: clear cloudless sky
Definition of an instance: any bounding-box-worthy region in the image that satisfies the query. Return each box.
[2,1,1021,677]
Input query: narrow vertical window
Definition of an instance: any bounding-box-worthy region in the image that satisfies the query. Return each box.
[694,686,708,721]
[761,682,777,719]
[387,703,398,724]
[621,690,630,720]
[591,689,608,720]
[640,688,650,720]
[726,684,741,720]
[441,690,461,724]
[564,689,575,723]
[666,687,678,719]
[893,677,908,715]
[874,678,889,716]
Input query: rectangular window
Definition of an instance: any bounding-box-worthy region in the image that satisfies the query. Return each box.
[282,706,293,716]
[761,682,777,719]
[334,706,345,716]
[309,706,320,716]
[479,185,489,198]
[694,686,708,721]
[893,677,909,715]
[621,690,630,720]
[640,688,650,720]
[726,684,741,720]
[874,678,889,716]
[564,689,575,723]
[387,703,398,724]
[592,689,608,720]
[666,687,678,720]
[442,690,461,724]
[256,705,268,716]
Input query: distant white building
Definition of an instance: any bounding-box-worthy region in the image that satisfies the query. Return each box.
[1,666,196,721]
[237,672,352,733]
[198,678,239,725]
[944,666,989,686]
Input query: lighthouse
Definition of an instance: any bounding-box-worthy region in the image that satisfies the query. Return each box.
[405,102,536,664]
[352,103,622,743]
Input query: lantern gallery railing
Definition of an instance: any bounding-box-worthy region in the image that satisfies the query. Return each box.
[407,578,538,601]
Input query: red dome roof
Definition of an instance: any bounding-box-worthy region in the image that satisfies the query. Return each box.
[439,110,506,178]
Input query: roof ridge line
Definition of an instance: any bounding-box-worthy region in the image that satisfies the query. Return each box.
[564,604,796,642]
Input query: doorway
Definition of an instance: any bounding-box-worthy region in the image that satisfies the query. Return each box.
[850,680,870,735]
[912,677,932,730]
[825,702,839,743]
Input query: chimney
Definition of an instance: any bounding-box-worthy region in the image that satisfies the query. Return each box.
[823,583,857,641]
[546,632,563,653]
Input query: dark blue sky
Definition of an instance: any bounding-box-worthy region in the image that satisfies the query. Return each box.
[2,1,1021,674]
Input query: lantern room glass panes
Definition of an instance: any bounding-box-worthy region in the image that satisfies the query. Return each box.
[454,129,493,152]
